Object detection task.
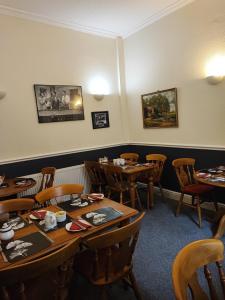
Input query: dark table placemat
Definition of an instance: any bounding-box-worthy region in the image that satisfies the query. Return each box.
[81,207,123,226]
[33,215,72,233]
[57,198,92,212]
[3,231,52,263]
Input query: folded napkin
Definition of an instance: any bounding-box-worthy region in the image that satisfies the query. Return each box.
[70,219,91,231]
[31,210,47,219]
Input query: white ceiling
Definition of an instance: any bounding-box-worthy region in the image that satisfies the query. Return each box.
[0,0,194,38]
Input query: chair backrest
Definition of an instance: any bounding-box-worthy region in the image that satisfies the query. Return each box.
[172,239,225,300]
[120,153,139,162]
[146,154,167,182]
[0,198,35,217]
[172,158,196,189]
[84,212,145,282]
[102,164,123,190]
[39,167,56,192]
[35,184,84,206]
[0,237,80,299]
[84,161,105,186]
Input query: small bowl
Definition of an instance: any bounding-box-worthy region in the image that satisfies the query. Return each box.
[55,211,66,223]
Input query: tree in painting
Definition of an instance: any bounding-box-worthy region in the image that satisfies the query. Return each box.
[142,88,178,128]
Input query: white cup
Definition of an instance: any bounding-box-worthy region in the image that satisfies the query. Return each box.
[55,211,66,223]
[120,158,125,166]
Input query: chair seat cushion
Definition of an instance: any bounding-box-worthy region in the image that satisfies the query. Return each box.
[182,184,214,195]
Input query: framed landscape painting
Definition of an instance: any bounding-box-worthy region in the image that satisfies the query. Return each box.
[34,84,84,123]
[91,111,110,129]
[141,88,178,128]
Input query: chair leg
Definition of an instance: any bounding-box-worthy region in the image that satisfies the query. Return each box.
[136,189,143,211]
[129,271,143,300]
[211,191,218,211]
[107,190,111,199]
[196,196,202,228]
[176,193,184,217]
[120,192,123,204]
[159,183,165,201]
[100,286,107,300]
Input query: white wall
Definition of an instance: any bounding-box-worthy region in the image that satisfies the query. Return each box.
[0,15,127,162]
[124,0,225,148]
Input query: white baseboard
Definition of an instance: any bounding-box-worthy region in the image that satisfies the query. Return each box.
[138,182,221,211]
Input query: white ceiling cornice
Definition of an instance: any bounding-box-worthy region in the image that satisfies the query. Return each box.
[124,0,195,38]
[0,0,195,39]
[0,4,119,38]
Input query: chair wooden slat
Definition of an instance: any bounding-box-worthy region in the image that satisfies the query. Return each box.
[172,239,224,300]
[76,212,145,299]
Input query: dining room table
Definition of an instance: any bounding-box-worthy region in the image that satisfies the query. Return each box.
[0,197,138,270]
[100,161,156,209]
[194,166,225,238]
[0,177,36,200]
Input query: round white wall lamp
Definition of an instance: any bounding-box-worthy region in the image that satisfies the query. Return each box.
[205,55,225,85]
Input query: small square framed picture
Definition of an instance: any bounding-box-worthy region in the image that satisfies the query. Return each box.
[91,111,110,129]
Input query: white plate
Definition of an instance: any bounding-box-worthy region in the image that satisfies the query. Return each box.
[65,222,83,232]
[88,193,104,201]
[29,210,47,220]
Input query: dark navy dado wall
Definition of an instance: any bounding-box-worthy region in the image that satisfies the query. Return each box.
[0,144,224,199]
[0,145,130,178]
[129,144,225,200]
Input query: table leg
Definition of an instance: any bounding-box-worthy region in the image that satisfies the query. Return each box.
[147,172,154,209]
[128,174,137,209]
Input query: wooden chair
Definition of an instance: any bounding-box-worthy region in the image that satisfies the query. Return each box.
[213,214,225,239]
[138,154,167,202]
[172,158,216,227]
[38,167,56,192]
[75,212,145,300]
[103,164,142,208]
[84,161,106,193]
[172,239,225,300]
[120,153,139,163]
[35,184,84,207]
[0,198,35,222]
[0,237,80,300]
[24,167,56,200]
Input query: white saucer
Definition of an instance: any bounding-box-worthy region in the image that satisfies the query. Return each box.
[65,222,83,232]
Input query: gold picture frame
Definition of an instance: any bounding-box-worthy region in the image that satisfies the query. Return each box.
[142,88,178,128]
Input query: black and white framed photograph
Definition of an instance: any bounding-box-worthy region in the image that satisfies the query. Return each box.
[34,84,84,123]
[91,111,110,129]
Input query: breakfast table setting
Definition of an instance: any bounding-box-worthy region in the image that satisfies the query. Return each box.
[0,175,36,199]
[0,193,138,269]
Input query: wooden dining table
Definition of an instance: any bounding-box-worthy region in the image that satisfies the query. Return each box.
[0,198,138,270]
[194,167,225,238]
[101,162,155,209]
[0,178,36,199]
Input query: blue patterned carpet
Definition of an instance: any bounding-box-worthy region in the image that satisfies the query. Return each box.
[70,194,223,300]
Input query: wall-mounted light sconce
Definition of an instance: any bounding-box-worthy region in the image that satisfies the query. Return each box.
[0,91,6,100]
[205,55,225,85]
[93,94,104,101]
[89,76,110,100]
